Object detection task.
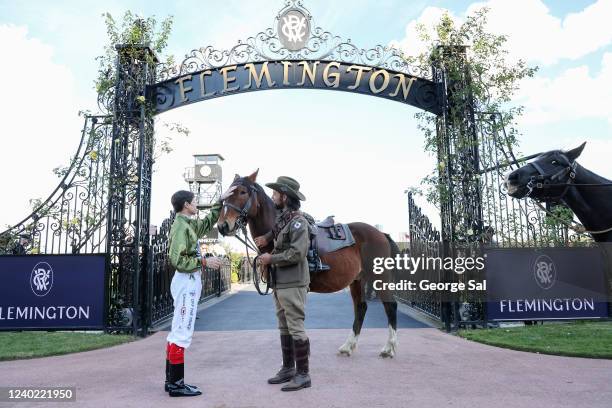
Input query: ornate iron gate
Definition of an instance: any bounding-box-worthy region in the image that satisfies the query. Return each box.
[395,193,443,320]
[403,111,592,329]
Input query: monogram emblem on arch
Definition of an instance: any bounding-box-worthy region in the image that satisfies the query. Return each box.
[278,9,310,50]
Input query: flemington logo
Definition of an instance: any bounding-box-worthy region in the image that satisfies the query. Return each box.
[533,255,556,290]
[282,14,306,42]
[278,9,310,50]
[30,262,54,297]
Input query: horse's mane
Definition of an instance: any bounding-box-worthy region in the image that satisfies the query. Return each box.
[252,182,266,195]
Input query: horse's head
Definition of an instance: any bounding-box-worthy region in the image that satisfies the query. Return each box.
[505,142,586,201]
[217,169,260,236]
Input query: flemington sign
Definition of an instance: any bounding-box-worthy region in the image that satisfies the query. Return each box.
[485,247,609,321]
[150,60,441,115]
[0,255,106,330]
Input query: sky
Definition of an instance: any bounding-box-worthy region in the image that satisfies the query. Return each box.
[1,0,611,249]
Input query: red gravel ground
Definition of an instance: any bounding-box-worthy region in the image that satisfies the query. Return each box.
[1,325,611,408]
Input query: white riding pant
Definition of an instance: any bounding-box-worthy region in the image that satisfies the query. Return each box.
[166,270,202,348]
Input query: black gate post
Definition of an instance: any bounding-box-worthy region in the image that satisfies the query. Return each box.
[434,45,483,331]
[106,42,157,336]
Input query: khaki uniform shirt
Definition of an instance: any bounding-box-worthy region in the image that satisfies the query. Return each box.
[270,210,310,289]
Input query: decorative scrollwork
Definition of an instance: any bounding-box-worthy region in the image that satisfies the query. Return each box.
[156,0,431,82]
[0,115,113,255]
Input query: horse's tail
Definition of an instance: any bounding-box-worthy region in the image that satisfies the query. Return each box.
[384,233,400,256]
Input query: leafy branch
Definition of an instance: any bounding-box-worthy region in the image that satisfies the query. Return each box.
[406,8,537,210]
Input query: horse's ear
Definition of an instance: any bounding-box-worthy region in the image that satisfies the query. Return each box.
[566,142,586,161]
[248,169,259,183]
[233,174,240,181]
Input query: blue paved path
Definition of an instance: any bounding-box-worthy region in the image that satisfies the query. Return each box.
[194,288,427,331]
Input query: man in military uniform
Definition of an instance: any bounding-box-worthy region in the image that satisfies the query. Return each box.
[165,186,235,397]
[257,176,312,392]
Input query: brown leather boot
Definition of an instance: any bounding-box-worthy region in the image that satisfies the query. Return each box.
[268,334,296,384]
[281,338,311,391]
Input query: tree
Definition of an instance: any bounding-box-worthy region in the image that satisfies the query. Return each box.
[406,8,537,209]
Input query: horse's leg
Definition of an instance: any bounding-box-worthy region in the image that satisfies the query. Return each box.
[380,301,398,358]
[338,279,367,356]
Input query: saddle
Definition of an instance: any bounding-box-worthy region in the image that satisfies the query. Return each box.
[307,215,355,273]
[314,216,354,253]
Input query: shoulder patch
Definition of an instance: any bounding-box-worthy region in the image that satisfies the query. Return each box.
[293,221,302,229]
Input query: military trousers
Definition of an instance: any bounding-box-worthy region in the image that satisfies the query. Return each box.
[273,286,308,341]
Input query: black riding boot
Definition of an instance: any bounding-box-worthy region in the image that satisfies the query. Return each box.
[165,359,200,393]
[281,338,311,391]
[167,362,202,397]
[268,334,296,384]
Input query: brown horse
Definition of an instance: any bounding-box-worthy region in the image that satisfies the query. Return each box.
[217,170,400,358]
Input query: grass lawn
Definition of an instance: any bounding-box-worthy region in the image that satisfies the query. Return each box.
[458,321,612,359]
[0,332,136,361]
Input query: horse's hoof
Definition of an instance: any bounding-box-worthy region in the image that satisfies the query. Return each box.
[338,334,358,357]
[379,348,395,358]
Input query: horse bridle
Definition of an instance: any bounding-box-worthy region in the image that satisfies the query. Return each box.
[222,182,259,232]
[222,182,274,295]
[525,156,577,201]
[524,155,612,235]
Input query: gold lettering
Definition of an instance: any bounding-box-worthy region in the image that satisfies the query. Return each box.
[199,70,214,97]
[347,65,372,89]
[389,74,416,99]
[244,62,276,89]
[175,75,193,102]
[220,65,239,93]
[323,62,341,88]
[281,61,292,85]
[369,69,390,94]
[297,61,320,86]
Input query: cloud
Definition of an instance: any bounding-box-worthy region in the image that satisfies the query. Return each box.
[0,25,82,229]
[469,0,612,65]
[391,0,612,66]
[517,52,612,125]
[390,1,612,127]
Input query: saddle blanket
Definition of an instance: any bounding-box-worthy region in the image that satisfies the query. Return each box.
[314,222,355,255]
